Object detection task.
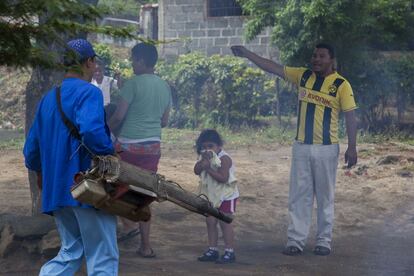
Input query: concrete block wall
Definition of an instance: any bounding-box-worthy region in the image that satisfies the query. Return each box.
[158,0,278,59]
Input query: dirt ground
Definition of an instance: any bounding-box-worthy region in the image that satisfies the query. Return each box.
[0,141,414,276]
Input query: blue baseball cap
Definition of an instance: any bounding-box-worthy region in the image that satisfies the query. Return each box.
[66,39,97,61]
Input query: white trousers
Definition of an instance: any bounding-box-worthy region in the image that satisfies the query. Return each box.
[286,142,339,250]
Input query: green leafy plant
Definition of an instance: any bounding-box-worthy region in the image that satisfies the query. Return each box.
[236,0,414,133]
[0,0,150,68]
[94,43,113,66]
[156,52,296,129]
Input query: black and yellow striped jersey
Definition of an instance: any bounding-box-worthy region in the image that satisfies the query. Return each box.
[284,67,357,145]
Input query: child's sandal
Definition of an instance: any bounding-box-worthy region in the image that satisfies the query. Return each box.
[197,249,219,262]
[215,251,236,264]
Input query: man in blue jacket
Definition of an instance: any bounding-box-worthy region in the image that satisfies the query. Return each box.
[24,39,119,275]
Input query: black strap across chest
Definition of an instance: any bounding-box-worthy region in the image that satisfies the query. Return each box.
[55,86,82,141]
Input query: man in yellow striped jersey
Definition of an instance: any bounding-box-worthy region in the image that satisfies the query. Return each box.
[231,43,357,256]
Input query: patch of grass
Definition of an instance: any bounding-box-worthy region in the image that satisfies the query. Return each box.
[358,148,377,158]
[4,125,411,152]
[406,140,414,146]
[162,126,295,149]
[356,131,414,146]
[164,125,414,151]
[162,128,199,149]
[0,137,25,150]
[401,164,414,172]
[216,125,294,148]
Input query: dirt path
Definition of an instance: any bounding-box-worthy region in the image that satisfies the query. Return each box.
[0,142,413,275]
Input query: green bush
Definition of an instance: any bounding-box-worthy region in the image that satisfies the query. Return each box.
[157,52,296,129]
[352,53,414,132]
[95,46,414,134]
[93,43,133,78]
[93,43,113,67]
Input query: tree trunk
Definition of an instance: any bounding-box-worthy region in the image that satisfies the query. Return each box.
[25,68,74,216]
[25,68,63,215]
[25,0,98,215]
[275,78,282,126]
[396,92,406,128]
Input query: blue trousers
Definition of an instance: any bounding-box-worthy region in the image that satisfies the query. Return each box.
[39,207,119,276]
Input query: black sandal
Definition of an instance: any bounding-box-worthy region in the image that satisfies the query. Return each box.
[282,246,302,256]
[198,249,219,262]
[313,246,331,256]
[117,228,140,242]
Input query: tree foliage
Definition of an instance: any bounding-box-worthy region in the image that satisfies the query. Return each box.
[0,0,138,68]
[93,43,133,78]
[237,0,414,131]
[1,0,135,214]
[156,52,294,128]
[97,0,157,18]
[238,0,414,64]
[355,53,414,131]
